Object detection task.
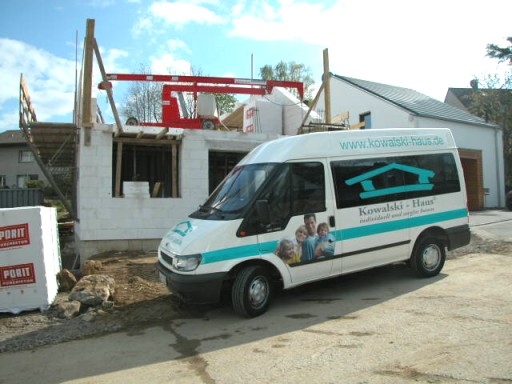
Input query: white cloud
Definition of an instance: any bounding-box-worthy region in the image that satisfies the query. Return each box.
[0,38,77,130]
[229,0,327,42]
[150,53,192,74]
[132,16,154,37]
[99,47,130,74]
[227,0,512,100]
[166,38,192,54]
[149,1,225,27]
[0,38,132,131]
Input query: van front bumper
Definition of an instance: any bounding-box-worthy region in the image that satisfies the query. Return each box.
[157,262,228,305]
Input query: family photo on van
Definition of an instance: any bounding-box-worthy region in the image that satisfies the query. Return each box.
[275,214,335,266]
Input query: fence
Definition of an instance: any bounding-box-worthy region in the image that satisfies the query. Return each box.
[0,188,44,208]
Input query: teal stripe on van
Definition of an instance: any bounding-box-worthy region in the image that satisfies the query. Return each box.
[335,208,468,241]
[201,208,468,265]
[202,243,269,264]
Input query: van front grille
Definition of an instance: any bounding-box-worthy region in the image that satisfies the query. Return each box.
[161,250,173,266]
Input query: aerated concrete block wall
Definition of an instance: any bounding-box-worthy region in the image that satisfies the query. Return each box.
[75,124,278,260]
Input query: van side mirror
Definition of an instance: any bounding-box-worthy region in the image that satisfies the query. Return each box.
[255,200,271,226]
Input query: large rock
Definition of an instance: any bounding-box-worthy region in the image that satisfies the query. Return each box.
[69,275,115,306]
[56,269,77,292]
[82,260,103,275]
[52,300,82,319]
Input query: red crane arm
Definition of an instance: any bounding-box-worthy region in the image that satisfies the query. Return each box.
[105,73,304,99]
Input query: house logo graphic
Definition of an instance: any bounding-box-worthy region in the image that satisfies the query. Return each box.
[345,163,435,199]
[172,221,193,237]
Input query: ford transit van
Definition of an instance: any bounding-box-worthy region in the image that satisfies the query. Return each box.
[157,128,470,317]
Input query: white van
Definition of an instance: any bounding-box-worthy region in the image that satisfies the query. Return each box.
[157,128,470,317]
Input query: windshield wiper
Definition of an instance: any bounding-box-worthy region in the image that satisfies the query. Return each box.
[199,205,223,214]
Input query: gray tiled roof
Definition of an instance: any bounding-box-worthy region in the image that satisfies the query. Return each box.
[333,74,497,128]
[0,130,26,145]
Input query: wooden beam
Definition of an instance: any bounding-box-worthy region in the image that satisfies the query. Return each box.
[171,142,178,198]
[349,121,366,130]
[332,111,349,124]
[93,38,124,136]
[19,74,37,124]
[115,142,123,197]
[299,82,325,131]
[323,48,331,125]
[82,19,95,146]
[114,137,181,146]
[156,128,168,140]
[151,182,162,197]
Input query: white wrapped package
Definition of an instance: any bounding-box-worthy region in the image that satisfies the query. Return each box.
[0,206,62,314]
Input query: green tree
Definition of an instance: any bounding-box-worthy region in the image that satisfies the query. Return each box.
[259,61,315,101]
[214,93,237,115]
[468,74,512,189]
[487,36,512,64]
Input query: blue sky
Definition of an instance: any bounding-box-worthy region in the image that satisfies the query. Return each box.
[1,0,511,132]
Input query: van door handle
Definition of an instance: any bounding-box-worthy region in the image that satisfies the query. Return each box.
[329,216,335,227]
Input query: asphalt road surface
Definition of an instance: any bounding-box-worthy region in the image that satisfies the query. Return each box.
[0,251,511,384]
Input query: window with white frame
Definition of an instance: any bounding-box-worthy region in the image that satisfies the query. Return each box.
[19,150,34,163]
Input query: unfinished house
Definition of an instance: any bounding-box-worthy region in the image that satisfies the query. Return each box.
[19,20,319,263]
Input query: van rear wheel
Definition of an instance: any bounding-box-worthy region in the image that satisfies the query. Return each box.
[232,266,272,318]
[410,237,445,278]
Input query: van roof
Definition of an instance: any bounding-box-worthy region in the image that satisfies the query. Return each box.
[240,128,457,164]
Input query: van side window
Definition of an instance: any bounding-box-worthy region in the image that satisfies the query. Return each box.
[331,153,461,209]
[239,162,326,235]
[290,162,326,215]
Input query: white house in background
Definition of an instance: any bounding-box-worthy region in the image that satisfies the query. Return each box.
[315,74,505,210]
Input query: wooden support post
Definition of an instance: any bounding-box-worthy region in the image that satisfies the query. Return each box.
[82,19,95,146]
[115,142,123,197]
[299,82,325,131]
[323,48,331,125]
[171,142,178,198]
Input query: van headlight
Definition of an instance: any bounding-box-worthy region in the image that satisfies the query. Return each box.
[173,254,202,272]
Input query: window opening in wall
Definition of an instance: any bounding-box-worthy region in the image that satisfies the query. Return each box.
[112,141,179,198]
[208,151,247,194]
[19,150,34,163]
[359,112,371,129]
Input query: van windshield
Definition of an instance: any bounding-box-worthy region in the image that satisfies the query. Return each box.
[191,163,279,220]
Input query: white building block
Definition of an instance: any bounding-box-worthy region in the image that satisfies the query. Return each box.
[0,207,61,314]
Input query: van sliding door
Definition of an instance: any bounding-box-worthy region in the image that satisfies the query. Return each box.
[253,161,337,285]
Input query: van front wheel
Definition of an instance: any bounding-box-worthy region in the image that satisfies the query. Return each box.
[232,266,272,318]
[410,237,445,278]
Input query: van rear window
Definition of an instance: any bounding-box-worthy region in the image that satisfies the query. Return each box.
[331,153,461,209]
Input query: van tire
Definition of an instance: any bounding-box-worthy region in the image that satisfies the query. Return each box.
[232,266,272,318]
[410,237,446,278]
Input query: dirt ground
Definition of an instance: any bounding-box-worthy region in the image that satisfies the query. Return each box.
[0,251,189,353]
[0,233,511,354]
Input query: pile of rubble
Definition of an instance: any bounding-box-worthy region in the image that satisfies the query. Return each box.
[53,260,115,319]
